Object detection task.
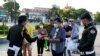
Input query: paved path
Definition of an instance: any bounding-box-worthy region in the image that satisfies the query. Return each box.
[0,26,100,56]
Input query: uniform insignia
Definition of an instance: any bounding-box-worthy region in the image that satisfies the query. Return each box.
[90,29,95,34]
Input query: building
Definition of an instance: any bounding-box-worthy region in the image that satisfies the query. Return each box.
[21,7,50,19]
[0,6,8,22]
[21,7,50,23]
[0,6,7,17]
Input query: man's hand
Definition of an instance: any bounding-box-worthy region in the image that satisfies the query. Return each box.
[47,39,60,42]
[44,38,49,40]
[37,34,42,39]
[48,39,53,42]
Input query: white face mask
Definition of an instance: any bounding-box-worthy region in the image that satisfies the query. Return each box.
[63,22,68,26]
[68,22,72,26]
[40,25,43,28]
[53,24,58,28]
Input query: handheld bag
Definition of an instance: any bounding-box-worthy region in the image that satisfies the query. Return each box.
[44,40,48,49]
[67,40,78,51]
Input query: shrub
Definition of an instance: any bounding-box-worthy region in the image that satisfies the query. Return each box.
[0,25,9,30]
[0,30,8,34]
[0,25,9,34]
[35,24,40,30]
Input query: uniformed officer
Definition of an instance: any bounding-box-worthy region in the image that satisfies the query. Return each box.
[7,15,38,56]
[78,12,97,56]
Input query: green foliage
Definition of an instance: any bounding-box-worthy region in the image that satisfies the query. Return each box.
[0,25,9,30]
[63,8,87,19]
[0,30,8,34]
[35,24,40,30]
[74,8,88,18]
[58,9,64,17]
[63,8,76,19]
[94,12,100,22]
[3,1,20,23]
[47,5,88,20]
[0,25,9,34]
[4,0,7,2]
[46,5,60,19]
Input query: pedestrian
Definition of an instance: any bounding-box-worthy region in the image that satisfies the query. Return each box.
[68,19,80,54]
[46,18,66,56]
[69,19,79,40]
[23,23,35,56]
[7,15,38,56]
[46,19,54,51]
[63,19,72,56]
[37,23,48,56]
[78,12,97,56]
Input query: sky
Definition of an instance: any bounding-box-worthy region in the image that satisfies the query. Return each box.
[0,0,100,13]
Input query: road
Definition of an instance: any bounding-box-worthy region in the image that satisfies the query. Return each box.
[0,25,100,56]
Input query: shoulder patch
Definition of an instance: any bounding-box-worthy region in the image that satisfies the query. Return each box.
[90,29,96,34]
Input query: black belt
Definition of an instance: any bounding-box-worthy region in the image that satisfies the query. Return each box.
[72,36,79,40]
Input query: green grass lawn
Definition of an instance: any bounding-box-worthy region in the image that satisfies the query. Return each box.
[0,22,3,25]
[0,22,9,26]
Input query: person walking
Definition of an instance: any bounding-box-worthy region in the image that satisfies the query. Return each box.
[7,15,38,56]
[78,12,97,56]
[37,23,48,56]
[46,18,66,56]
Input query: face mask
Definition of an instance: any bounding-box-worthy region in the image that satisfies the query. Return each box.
[40,25,43,28]
[54,24,58,28]
[63,22,68,26]
[68,22,72,26]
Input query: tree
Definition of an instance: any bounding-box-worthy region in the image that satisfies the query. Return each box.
[63,8,88,19]
[63,7,76,19]
[47,5,88,20]
[94,12,100,22]
[3,1,20,24]
[47,5,61,19]
[74,8,88,19]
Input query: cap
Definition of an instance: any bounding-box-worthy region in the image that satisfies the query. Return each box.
[80,12,92,21]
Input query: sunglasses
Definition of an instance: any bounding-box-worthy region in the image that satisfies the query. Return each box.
[69,21,74,22]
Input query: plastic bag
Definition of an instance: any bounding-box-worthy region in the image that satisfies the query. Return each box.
[67,40,78,51]
[44,40,48,49]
